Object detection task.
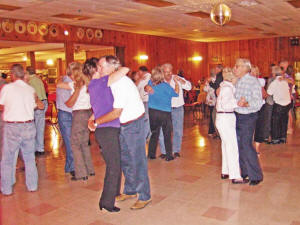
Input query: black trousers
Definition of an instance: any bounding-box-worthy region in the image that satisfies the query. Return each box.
[236,112,263,181]
[254,104,267,143]
[271,103,291,140]
[261,103,273,140]
[95,127,121,209]
[208,106,215,134]
[148,108,173,158]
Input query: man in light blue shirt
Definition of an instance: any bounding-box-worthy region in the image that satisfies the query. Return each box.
[56,63,75,176]
[234,58,263,186]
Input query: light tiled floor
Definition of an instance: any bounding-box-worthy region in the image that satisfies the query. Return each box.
[2,112,300,225]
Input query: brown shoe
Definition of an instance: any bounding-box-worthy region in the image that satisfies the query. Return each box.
[115,194,137,202]
[130,199,152,210]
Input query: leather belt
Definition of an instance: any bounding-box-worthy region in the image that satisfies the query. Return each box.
[121,113,145,126]
[217,112,234,113]
[73,109,91,112]
[5,120,34,124]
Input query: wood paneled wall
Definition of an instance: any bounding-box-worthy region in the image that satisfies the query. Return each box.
[99,31,208,84]
[207,37,300,76]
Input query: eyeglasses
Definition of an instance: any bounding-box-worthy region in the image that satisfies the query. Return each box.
[234,64,244,68]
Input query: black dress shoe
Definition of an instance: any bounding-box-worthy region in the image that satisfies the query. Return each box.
[262,138,269,144]
[71,176,88,181]
[242,175,248,179]
[221,174,229,179]
[165,156,174,161]
[174,153,181,158]
[279,139,286,144]
[148,156,156,160]
[232,178,249,184]
[159,154,166,159]
[99,205,120,212]
[35,151,45,156]
[89,173,95,176]
[70,171,75,177]
[249,180,262,186]
[268,140,280,145]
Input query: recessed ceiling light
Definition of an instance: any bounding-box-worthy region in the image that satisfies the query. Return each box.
[238,0,259,7]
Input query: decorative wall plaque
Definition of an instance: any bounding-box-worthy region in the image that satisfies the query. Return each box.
[27,21,38,35]
[86,28,94,40]
[95,29,103,39]
[2,19,14,33]
[38,23,48,36]
[15,21,26,34]
[77,27,84,39]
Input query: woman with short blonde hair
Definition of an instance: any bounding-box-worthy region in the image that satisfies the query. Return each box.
[215,67,247,184]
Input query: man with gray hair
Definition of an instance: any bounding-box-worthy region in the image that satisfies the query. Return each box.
[233,58,264,186]
[0,64,43,195]
[158,63,192,158]
[26,66,48,156]
[90,55,151,210]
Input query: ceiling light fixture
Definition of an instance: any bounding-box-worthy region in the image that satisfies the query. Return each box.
[192,56,203,61]
[46,59,54,66]
[139,55,148,60]
[210,3,232,26]
[238,0,259,7]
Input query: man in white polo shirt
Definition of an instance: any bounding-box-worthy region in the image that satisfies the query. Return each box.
[90,56,151,210]
[0,64,43,195]
[267,66,291,144]
[136,66,151,140]
[159,63,192,158]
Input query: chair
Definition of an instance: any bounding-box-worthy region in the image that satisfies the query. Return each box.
[46,92,59,133]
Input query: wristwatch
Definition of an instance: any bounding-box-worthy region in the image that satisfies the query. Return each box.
[93,120,98,127]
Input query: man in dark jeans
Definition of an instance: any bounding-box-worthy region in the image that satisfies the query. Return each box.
[209,64,223,138]
[233,58,264,186]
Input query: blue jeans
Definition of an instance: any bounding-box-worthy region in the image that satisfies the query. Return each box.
[143,102,151,140]
[1,122,38,195]
[119,115,151,201]
[58,110,74,173]
[159,106,184,154]
[236,112,263,181]
[34,100,48,152]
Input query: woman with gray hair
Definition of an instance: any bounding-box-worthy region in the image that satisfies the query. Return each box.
[215,68,248,184]
[147,66,179,161]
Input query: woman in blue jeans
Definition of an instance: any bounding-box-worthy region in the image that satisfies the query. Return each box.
[147,67,179,161]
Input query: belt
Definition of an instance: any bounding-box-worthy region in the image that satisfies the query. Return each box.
[217,111,234,114]
[41,99,47,101]
[5,120,34,124]
[121,113,145,126]
[73,109,91,112]
[172,106,183,109]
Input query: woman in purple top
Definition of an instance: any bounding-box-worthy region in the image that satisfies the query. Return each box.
[83,56,129,213]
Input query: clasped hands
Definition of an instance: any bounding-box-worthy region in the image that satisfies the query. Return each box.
[237,97,249,107]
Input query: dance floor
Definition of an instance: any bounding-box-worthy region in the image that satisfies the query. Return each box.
[1,112,300,225]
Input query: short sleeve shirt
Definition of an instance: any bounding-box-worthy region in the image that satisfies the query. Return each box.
[110,76,145,123]
[0,80,36,121]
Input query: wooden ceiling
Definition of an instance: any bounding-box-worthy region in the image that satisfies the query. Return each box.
[0,0,299,42]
